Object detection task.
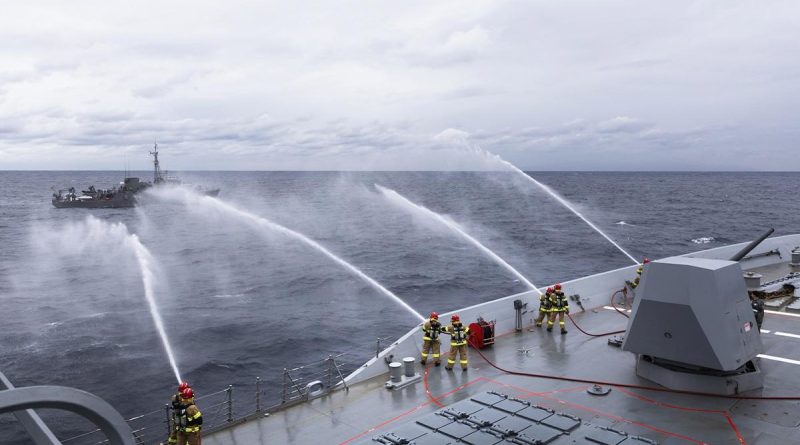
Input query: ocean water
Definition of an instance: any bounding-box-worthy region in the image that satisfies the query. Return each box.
[1,171,799,444]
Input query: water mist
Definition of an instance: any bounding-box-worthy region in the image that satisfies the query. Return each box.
[41,216,182,384]
[376,184,543,295]
[150,187,426,322]
[469,145,640,264]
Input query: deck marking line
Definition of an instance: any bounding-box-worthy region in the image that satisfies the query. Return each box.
[423,365,445,408]
[774,331,800,339]
[758,354,800,365]
[725,413,747,445]
[760,330,771,334]
[614,386,726,414]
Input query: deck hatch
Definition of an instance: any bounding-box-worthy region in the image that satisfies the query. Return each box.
[493,399,529,414]
[466,409,507,427]
[416,413,454,430]
[471,392,508,406]
[438,421,476,439]
[489,416,532,436]
[441,400,485,418]
[515,405,553,422]
[404,432,454,444]
[585,426,628,444]
[512,423,562,444]
[460,429,505,445]
[381,423,430,443]
[541,413,581,432]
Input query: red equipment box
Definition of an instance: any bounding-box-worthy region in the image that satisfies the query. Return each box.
[468,318,495,349]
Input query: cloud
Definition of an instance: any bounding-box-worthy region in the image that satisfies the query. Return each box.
[0,1,798,170]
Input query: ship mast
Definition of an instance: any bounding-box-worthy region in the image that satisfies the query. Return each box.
[150,142,163,184]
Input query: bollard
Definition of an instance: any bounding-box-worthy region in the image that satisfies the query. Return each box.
[389,362,403,383]
[226,385,233,422]
[402,357,416,377]
[255,377,261,412]
[514,299,524,332]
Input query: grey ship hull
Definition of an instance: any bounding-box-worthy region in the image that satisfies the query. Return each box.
[51,193,136,209]
[201,234,800,445]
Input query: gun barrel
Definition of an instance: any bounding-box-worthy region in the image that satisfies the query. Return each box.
[729,228,775,261]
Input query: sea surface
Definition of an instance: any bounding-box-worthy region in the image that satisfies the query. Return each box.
[1,171,799,444]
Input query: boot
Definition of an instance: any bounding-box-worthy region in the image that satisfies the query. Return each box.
[434,362,440,367]
[546,327,552,332]
[561,329,567,335]
[445,367,453,371]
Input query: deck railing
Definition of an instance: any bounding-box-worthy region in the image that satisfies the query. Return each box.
[58,335,396,445]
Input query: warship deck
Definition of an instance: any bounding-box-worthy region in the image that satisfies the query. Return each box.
[203,304,800,445]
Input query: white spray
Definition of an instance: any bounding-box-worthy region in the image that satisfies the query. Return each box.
[468,145,640,265]
[39,216,182,383]
[126,234,182,384]
[376,184,543,295]
[151,187,426,322]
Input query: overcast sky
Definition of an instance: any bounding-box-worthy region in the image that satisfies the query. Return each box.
[1,1,798,170]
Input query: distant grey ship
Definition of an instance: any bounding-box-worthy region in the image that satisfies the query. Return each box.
[51,177,147,209]
[51,144,219,209]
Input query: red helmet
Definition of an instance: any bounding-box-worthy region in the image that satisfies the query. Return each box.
[430,312,438,320]
[546,287,554,293]
[181,388,194,399]
[643,258,650,264]
[451,314,460,322]
[178,381,190,392]
[554,283,562,291]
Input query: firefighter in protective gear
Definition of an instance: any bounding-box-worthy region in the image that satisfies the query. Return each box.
[166,382,191,445]
[547,284,569,334]
[176,388,203,445]
[421,312,444,366]
[534,287,554,327]
[444,314,470,371]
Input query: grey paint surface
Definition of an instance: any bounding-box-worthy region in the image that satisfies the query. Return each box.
[623,257,762,370]
[0,372,59,445]
[0,386,134,445]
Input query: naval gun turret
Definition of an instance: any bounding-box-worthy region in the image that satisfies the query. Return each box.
[622,229,774,395]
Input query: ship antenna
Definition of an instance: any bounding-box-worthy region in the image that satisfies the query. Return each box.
[150,141,162,184]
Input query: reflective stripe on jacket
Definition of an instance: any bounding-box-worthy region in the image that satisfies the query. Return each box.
[180,404,202,432]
